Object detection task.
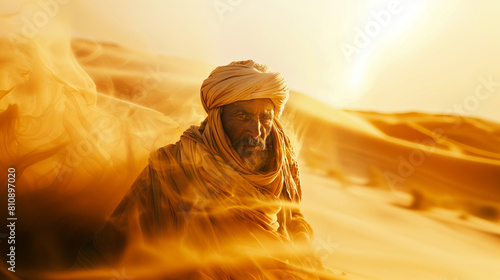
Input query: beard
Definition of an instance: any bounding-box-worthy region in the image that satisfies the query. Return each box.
[232,135,271,172]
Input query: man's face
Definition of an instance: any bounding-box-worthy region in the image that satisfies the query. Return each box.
[221,99,275,171]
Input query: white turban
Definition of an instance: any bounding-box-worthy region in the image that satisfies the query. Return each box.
[200,60,289,117]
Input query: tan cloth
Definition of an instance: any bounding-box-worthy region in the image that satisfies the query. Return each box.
[201,60,289,117]
[75,60,325,279]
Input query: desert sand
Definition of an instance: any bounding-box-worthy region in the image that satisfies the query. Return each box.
[0,37,499,279]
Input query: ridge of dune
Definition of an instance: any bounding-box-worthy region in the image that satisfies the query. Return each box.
[282,89,500,212]
[348,110,500,159]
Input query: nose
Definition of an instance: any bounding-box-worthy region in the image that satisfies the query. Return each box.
[247,118,261,139]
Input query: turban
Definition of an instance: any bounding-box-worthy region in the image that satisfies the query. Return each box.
[200,60,289,117]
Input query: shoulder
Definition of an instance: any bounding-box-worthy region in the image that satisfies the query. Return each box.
[147,143,181,172]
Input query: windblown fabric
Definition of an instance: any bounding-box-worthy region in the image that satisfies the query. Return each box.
[75,61,329,279]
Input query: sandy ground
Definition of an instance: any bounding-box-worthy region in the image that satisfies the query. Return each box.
[300,170,500,280]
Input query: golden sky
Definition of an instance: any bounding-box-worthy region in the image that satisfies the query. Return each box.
[4,0,500,122]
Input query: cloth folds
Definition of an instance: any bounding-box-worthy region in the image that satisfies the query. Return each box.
[75,118,319,278]
[200,60,289,117]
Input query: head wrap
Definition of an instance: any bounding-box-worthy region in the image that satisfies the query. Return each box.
[200,60,289,117]
[184,60,297,200]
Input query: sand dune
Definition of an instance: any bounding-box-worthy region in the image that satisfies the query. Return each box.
[1,38,499,279]
[286,92,500,213]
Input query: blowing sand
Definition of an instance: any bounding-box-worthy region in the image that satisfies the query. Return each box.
[0,37,499,280]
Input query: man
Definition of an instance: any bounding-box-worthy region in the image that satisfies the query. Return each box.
[75,60,322,279]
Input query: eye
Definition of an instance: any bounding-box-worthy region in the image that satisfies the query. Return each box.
[235,113,246,121]
[260,114,273,122]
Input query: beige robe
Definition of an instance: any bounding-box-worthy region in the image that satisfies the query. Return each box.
[75,113,328,279]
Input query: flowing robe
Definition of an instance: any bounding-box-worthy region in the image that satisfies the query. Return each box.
[75,115,321,279]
